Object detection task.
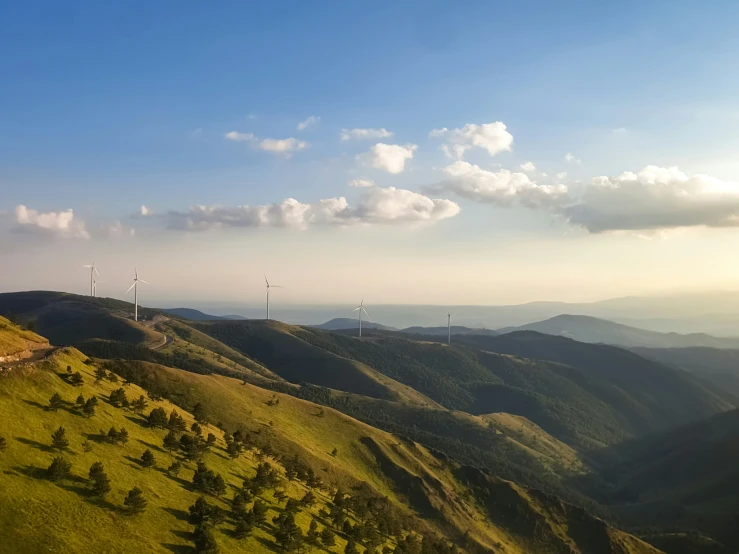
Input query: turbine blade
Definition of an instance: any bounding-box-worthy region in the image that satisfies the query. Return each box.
[362,308,369,317]
[94,267,101,277]
[353,307,361,311]
[125,282,136,294]
[138,279,149,284]
[265,275,269,286]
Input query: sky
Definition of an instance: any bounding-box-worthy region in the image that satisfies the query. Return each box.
[3,0,739,308]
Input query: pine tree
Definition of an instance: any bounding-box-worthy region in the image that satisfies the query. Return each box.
[66,365,73,374]
[168,410,187,432]
[131,395,148,414]
[0,436,6,452]
[251,499,268,526]
[51,426,69,451]
[163,430,179,452]
[331,447,338,457]
[344,538,359,554]
[147,407,168,428]
[193,523,218,553]
[117,427,129,445]
[300,490,316,507]
[306,519,320,546]
[233,516,254,540]
[75,394,86,407]
[109,388,127,407]
[274,512,303,552]
[70,372,84,386]
[206,433,216,448]
[89,461,105,482]
[189,496,214,525]
[95,367,108,382]
[91,471,111,499]
[107,427,119,444]
[191,422,202,436]
[168,460,182,476]
[212,474,226,497]
[48,392,63,412]
[46,456,72,481]
[320,527,336,547]
[141,449,155,469]
[83,397,98,417]
[192,403,207,424]
[124,487,147,514]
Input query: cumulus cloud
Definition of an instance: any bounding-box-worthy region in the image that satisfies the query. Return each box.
[564,165,739,233]
[12,205,90,239]
[257,137,308,155]
[520,161,536,173]
[96,221,135,238]
[225,131,308,156]
[430,161,568,208]
[564,152,581,164]
[140,205,151,216]
[225,131,255,142]
[430,121,513,159]
[297,115,320,130]
[348,178,377,188]
[162,187,459,231]
[340,128,393,142]
[357,143,417,174]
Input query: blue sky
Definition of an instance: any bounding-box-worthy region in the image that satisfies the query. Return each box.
[3,1,739,306]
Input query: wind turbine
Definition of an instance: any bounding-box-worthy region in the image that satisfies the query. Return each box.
[353,299,369,338]
[125,268,148,322]
[264,275,282,320]
[92,276,102,298]
[447,312,451,344]
[82,262,100,297]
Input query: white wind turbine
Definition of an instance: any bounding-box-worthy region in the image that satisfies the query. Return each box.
[93,276,102,298]
[264,275,282,320]
[353,299,369,338]
[447,312,451,344]
[125,268,149,322]
[82,262,100,297]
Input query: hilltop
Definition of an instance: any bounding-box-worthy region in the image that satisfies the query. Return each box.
[314,318,397,331]
[498,314,739,349]
[0,316,663,554]
[401,326,499,337]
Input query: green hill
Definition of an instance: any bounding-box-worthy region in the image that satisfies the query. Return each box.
[0,318,663,554]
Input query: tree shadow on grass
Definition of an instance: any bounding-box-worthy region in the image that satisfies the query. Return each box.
[11,464,45,479]
[162,506,190,522]
[14,436,53,453]
[124,414,148,427]
[161,469,191,489]
[255,535,280,552]
[161,542,194,554]
[137,438,166,454]
[21,398,50,411]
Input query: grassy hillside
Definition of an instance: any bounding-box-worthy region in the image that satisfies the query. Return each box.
[498,315,739,349]
[0,319,663,554]
[0,315,49,360]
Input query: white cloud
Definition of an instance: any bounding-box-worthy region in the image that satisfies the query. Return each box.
[564,165,739,233]
[297,115,320,131]
[98,221,135,238]
[340,128,393,142]
[12,205,90,239]
[556,172,568,181]
[256,137,308,155]
[348,178,377,188]
[430,121,513,159]
[225,131,308,156]
[564,152,581,164]
[357,143,417,174]
[225,131,255,142]
[162,187,459,231]
[520,161,536,173]
[140,205,151,216]
[612,127,628,134]
[429,161,568,208]
[190,128,203,140]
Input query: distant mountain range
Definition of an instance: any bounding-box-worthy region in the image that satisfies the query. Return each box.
[498,314,739,349]
[162,308,248,321]
[312,317,396,331]
[401,325,499,337]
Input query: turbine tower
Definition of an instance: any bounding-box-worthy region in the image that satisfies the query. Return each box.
[125,268,148,322]
[82,262,100,297]
[93,276,101,298]
[264,275,282,320]
[447,312,451,344]
[353,299,369,338]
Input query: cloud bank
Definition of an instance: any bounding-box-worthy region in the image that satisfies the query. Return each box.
[163,187,459,231]
[431,122,513,159]
[340,128,394,142]
[13,205,90,239]
[225,131,308,156]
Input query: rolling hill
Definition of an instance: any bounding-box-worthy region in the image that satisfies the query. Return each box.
[498,315,739,349]
[161,308,240,321]
[0,315,663,554]
[401,326,499,337]
[314,318,397,331]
